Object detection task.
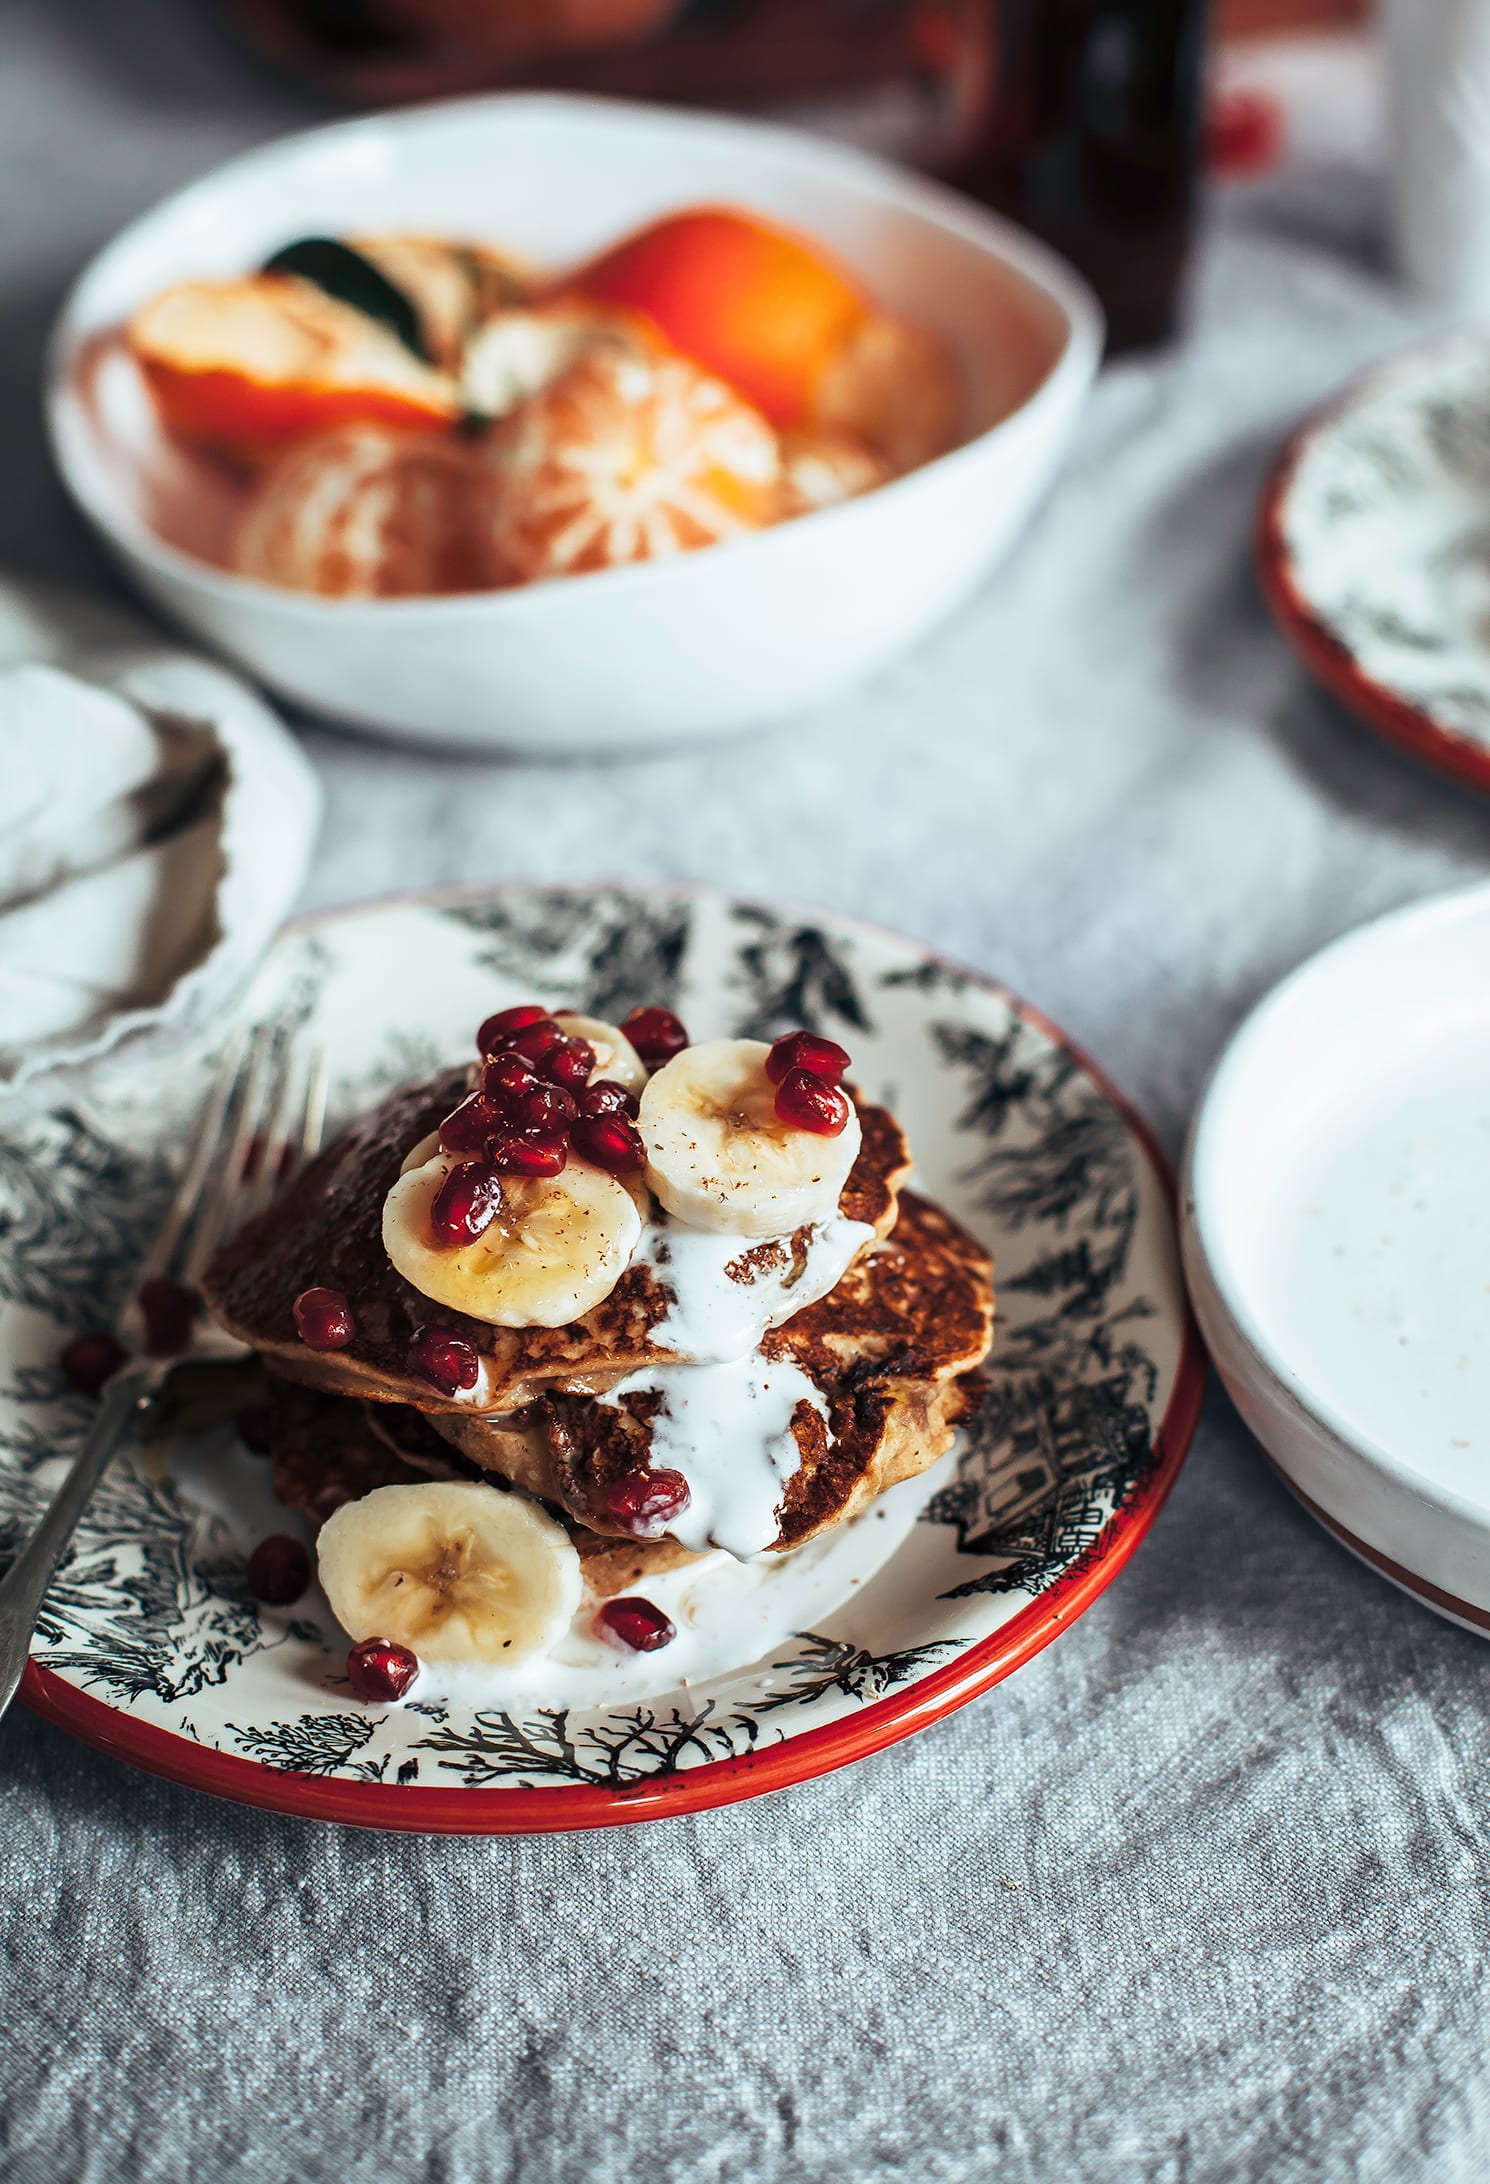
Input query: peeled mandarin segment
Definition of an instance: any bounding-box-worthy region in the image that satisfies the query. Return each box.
[382,1152,642,1328]
[565,207,868,429]
[128,276,459,462]
[476,348,779,585]
[638,1036,862,1238]
[316,1481,582,1667]
[810,312,963,475]
[776,430,892,520]
[233,424,481,598]
[552,1013,648,1097]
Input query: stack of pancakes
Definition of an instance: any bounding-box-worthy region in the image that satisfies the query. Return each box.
[205,1067,995,1597]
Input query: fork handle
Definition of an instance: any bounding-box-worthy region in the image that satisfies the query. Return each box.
[0,1367,156,1725]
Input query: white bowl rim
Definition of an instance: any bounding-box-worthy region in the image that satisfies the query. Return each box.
[44,87,1104,624]
[1182,876,1490,1534]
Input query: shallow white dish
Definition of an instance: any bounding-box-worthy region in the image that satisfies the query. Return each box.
[4,884,1200,1832]
[45,93,1101,757]
[1183,882,1490,1635]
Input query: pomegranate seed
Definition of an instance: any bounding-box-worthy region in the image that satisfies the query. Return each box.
[293,1286,356,1350]
[579,1079,638,1119]
[481,1052,539,1112]
[605,1467,691,1539]
[519,1081,577,1131]
[504,1018,564,1067]
[409,1326,480,1394]
[439,1091,504,1155]
[544,1034,595,1090]
[766,1030,851,1087]
[59,1328,127,1397]
[347,1636,419,1702]
[622,1006,688,1067]
[596,1596,676,1652]
[246,1534,311,1606]
[774,1069,852,1136]
[139,1276,200,1357]
[237,1407,274,1455]
[429,1160,504,1248]
[572,1113,644,1175]
[489,1128,568,1178]
[476,1003,549,1054]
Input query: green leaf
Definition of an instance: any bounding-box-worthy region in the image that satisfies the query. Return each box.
[261,236,430,361]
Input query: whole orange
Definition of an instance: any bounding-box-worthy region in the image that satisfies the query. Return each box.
[563,207,868,429]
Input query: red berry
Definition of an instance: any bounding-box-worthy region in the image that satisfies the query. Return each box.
[504,1018,564,1067]
[604,1467,691,1538]
[59,1328,127,1397]
[579,1079,638,1119]
[139,1275,200,1357]
[409,1326,480,1394]
[238,1407,274,1455]
[572,1113,644,1176]
[481,1052,540,1112]
[293,1286,356,1350]
[476,1003,549,1054]
[596,1596,676,1652]
[766,1030,851,1087]
[622,1006,688,1066]
[519,1081,577,1131]
[544,1034,595,1090]
[774,1069,852,1136]
[489,1128,568,1178]
[429,1160,504,1248]
[347,1636,419,1702]
[439,1091,504,1155]
[246,1533,311,1606]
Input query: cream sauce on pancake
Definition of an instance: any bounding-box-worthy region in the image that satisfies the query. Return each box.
[630,1208,875,1360]
[597,1353,828,1558]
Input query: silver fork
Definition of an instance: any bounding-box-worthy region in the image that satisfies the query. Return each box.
[0,1026,329,1724]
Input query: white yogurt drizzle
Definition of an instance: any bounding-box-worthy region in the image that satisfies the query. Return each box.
[631,1208,874,1362]
[596,1353,828,1559]
[597,1207,871,1559]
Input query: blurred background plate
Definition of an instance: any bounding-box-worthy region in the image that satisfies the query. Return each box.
[1256,332,1490,795]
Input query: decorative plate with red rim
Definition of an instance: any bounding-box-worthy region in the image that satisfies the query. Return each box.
[1257,331,1490,795]
[3,887,1202,1833]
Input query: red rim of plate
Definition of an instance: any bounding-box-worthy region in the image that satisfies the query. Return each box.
[1255,349,1490,799]
[18,882,1208,1835]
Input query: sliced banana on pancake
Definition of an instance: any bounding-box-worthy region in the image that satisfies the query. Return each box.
[552,1012,648,1096]
[317,1481,582,1666]
[383,1152,641,1327]
[639,1037,861,1238]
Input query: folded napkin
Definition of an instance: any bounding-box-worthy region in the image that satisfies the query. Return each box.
[0,576,321,1096]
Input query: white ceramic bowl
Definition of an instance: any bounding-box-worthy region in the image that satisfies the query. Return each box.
[1182,884,1490,1637]
[46,93,1101,757]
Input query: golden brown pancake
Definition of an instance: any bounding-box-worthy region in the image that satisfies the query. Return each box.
[204,1067,911,1417]
[267,1375,701,1600]
[433,1189,994,1552]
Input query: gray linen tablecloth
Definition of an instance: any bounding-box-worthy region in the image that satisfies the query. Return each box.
[5,7,1490,2180]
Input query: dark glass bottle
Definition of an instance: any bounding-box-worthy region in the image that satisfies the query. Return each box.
[954,0,1212,351]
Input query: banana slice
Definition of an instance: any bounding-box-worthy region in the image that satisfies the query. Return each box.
[553,1012,648,1096]
[638,1037,861,1238]
[384,1152,641,1327]
[317,1481,582,1667]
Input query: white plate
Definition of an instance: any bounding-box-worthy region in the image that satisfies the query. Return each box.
[2,886,1200,1832]
[45,93,1100,757]
[1183,882,1490,1635]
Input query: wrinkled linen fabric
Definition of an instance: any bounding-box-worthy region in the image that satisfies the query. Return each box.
[5,8,1490,2181]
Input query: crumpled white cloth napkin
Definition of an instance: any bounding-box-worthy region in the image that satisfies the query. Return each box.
[0,576,321,1094]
